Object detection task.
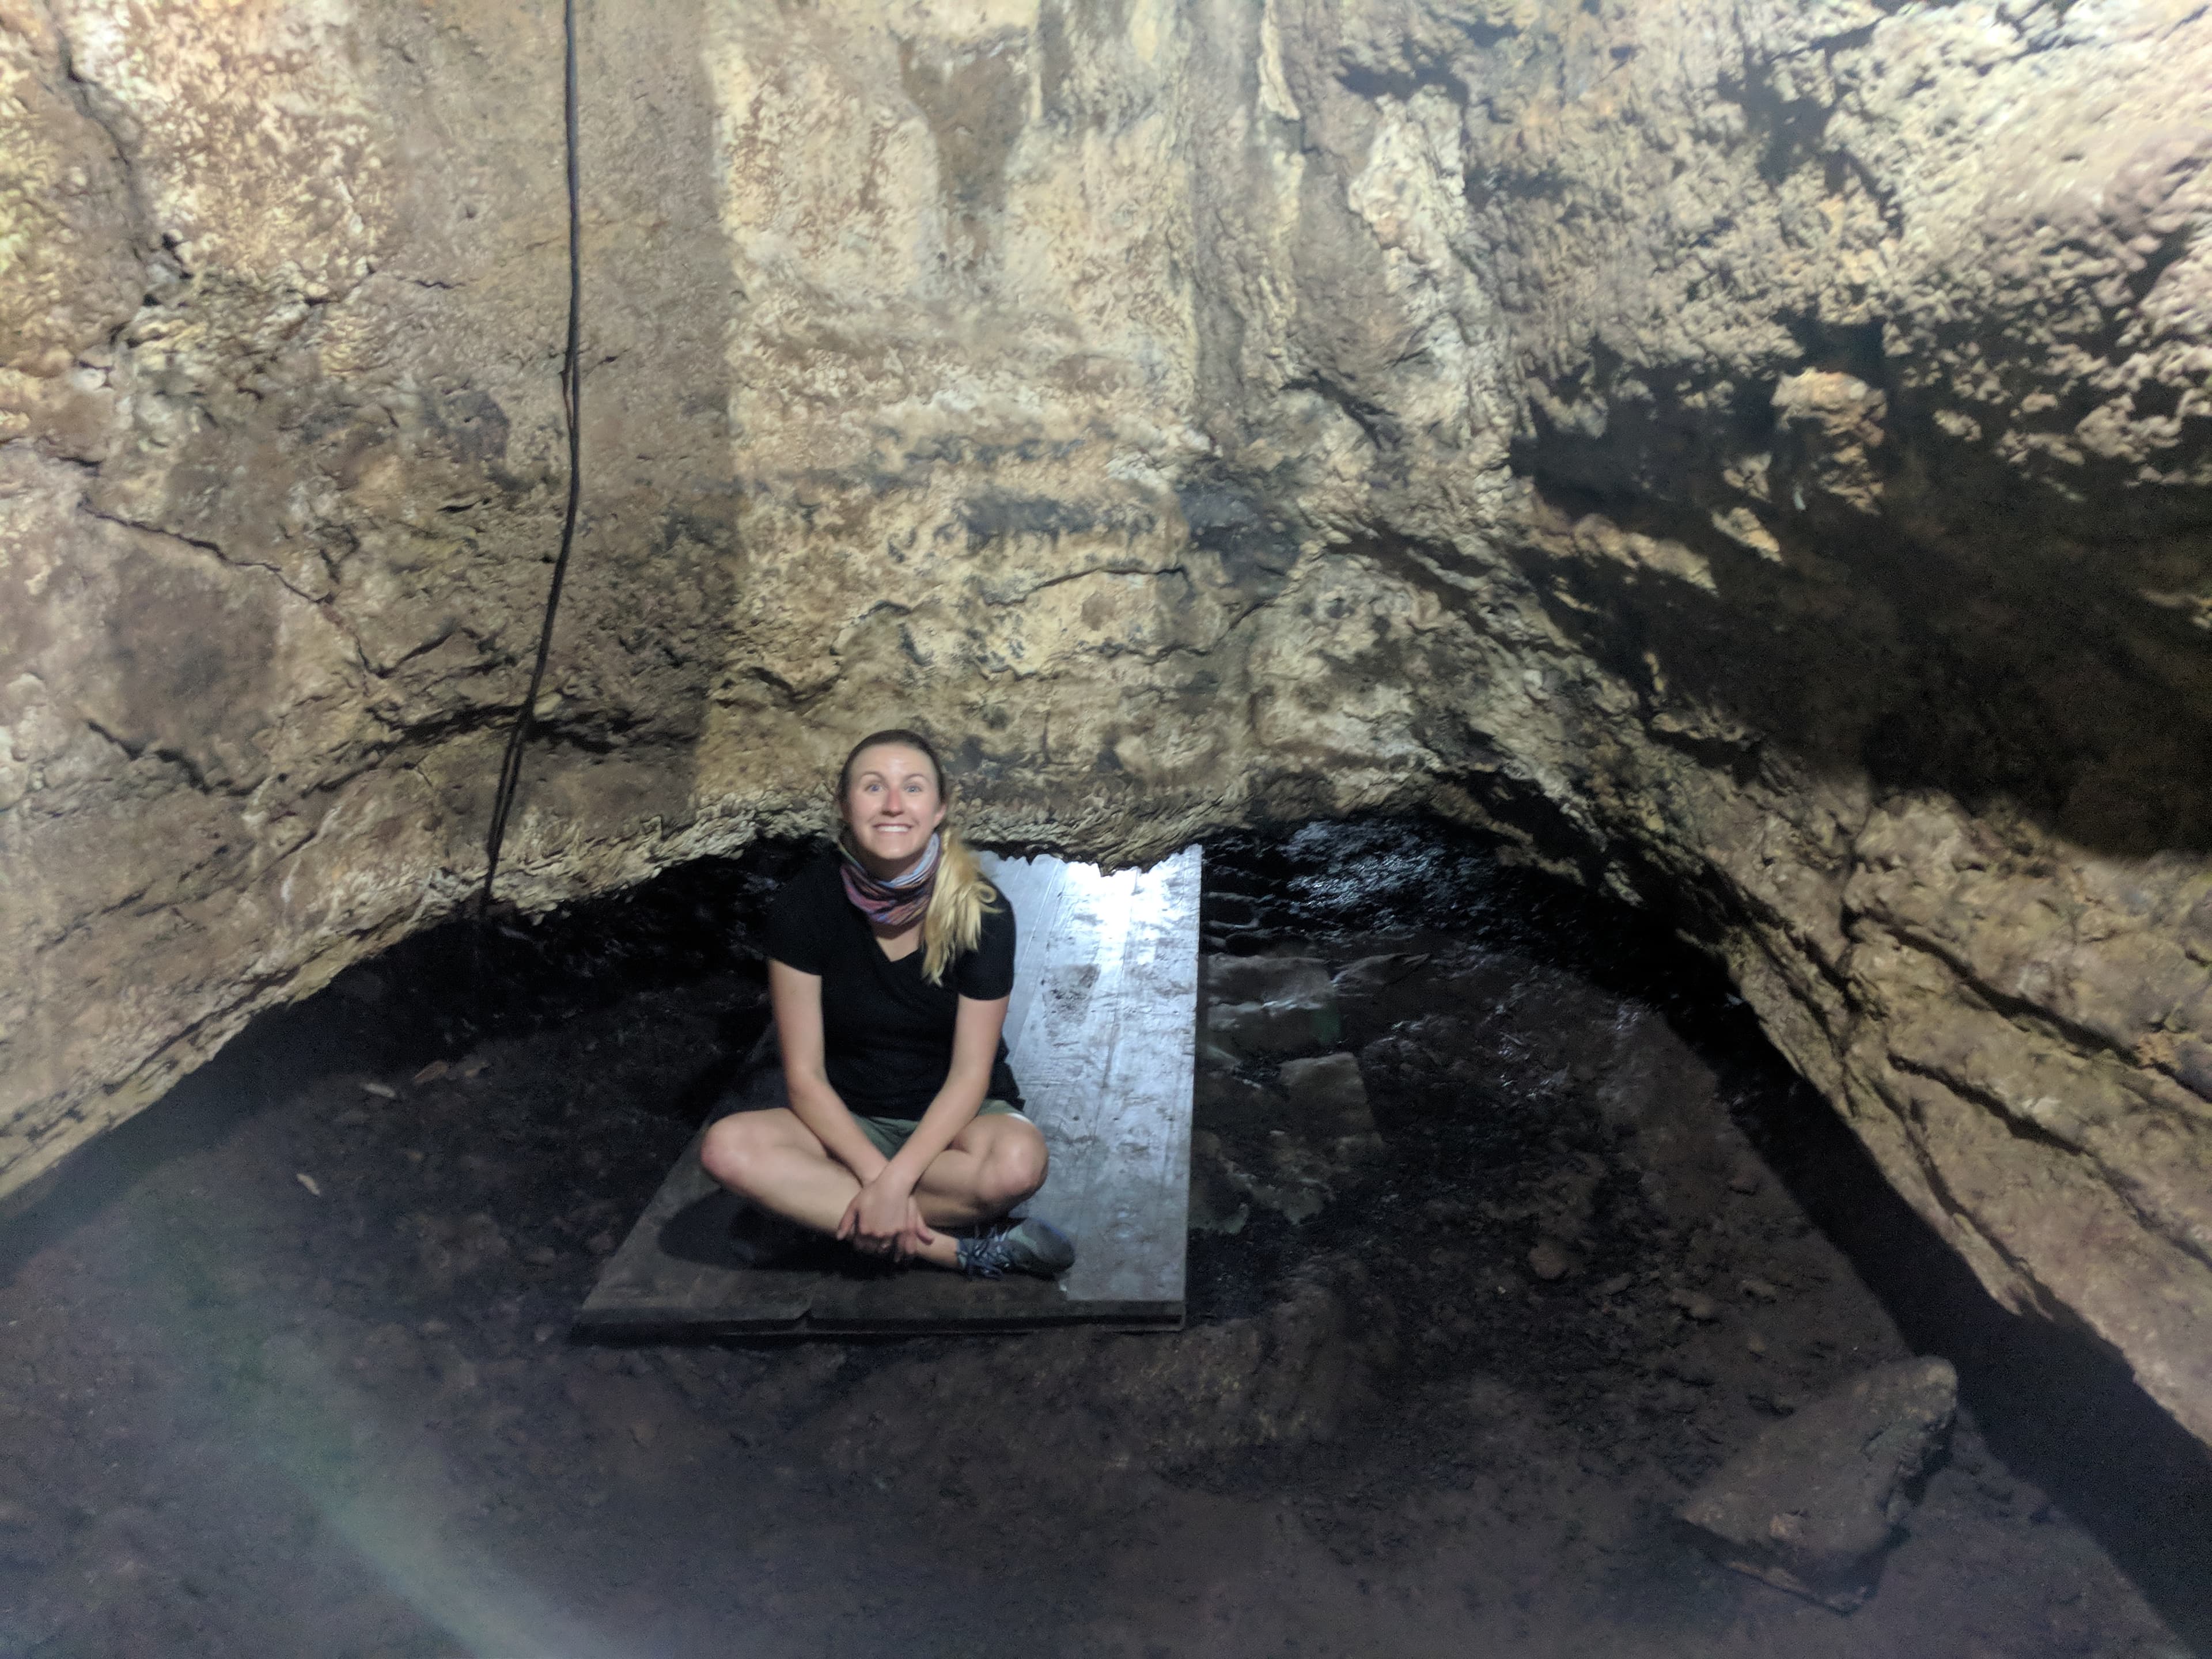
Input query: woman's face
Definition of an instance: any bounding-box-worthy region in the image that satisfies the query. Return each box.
[840,743,947,873]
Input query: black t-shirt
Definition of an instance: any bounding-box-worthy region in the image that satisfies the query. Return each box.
[760,853,1022,1118]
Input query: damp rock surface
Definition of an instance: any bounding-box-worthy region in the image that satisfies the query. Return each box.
[2,0,2210,1459]
[0,836,2198,1658]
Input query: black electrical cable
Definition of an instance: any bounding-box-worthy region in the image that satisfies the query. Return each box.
[479,0,583,920]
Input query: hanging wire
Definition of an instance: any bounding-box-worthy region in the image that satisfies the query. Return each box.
[479,0,584,921]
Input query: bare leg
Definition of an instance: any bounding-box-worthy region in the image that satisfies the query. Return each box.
[699,1108,960,1269]
[911,1114,1050,1229]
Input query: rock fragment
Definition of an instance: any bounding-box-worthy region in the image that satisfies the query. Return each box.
[1331,953,1430,998]
[1274,1053,1380,1160]
[1202,957,1342,1059]
[1679,1357,1959,1611]
[1527,1240,1573,1282]
[1202,956,1332,1005]
[1668,1287,1719,1321]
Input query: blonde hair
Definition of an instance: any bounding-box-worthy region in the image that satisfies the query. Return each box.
[838,729,1001,987]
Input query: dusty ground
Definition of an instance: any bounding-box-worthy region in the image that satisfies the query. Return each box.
[1,823,2206,1658]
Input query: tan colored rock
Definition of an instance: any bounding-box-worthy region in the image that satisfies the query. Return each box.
[2,0,2209,1455]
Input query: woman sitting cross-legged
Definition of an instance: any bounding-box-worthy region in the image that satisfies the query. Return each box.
[700,728,1074,1279]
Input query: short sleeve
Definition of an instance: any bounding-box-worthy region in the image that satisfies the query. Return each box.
[954,892,1017,1001]
[762,870,828,974]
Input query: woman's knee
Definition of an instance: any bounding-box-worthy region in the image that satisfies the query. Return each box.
[700,1113,777,1194]
[978,1123,1048,1206]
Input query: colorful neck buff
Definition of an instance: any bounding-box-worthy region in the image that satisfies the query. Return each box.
[839,831,941,930]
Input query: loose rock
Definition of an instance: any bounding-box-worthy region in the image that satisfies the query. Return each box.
[1202,956,1333,1006]
[1679,1357,1959,1611]
[1669,1288,1719,1322]
[1205,995,1343,1062]
[1527,1240,1574,1282]
[1275,1053,1377,1141]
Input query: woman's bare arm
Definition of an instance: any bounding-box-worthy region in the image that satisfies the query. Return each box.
[768,960,891,1183]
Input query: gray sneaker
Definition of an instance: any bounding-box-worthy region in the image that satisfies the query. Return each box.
[956,1217,1075,1280]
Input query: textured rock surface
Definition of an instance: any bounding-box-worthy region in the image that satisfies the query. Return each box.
[3,1,2209,1447]
[1679,1356,1959,1610]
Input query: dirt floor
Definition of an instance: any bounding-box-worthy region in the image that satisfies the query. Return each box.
[2,821,2207,1658]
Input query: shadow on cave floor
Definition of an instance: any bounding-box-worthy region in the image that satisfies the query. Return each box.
[0,816,2204,1658]
[1197,817,2212,1653]
[0,842,811,1290]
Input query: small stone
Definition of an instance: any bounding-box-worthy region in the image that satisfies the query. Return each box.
[1669,1287,1719,1321]
[361,1081,397,1100]
[533,1324,558,1344]
[1592,1272,1635,1298]
[1527,1240,1574,1282]
[524,1245,558,1266]
[1741,1277,1782,1302]
[587,1230,617,1256]
[1745,1330,1769,1357]
[294,1172,322,1198]
[412,1060,452,1085]
[1728,1163,1764,1195]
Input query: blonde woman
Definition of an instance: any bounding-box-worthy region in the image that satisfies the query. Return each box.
[700,729,1074,1278]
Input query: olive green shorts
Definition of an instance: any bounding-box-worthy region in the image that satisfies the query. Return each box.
[854,1098,1027,1161]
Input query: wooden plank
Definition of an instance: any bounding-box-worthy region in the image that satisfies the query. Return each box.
[1009,847,1199,1308]
[575,847,1198,1335]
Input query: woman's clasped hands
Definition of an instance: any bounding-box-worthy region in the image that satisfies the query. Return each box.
[836,1169,937,1262]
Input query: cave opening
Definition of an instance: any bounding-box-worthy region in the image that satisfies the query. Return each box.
[3,817,2205,1657]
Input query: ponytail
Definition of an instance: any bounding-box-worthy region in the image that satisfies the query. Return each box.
[921,831,999,987]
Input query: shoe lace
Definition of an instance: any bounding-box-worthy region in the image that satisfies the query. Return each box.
[959,1223,1016,1280]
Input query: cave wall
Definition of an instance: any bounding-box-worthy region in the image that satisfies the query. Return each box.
[3,0,2208,1447]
